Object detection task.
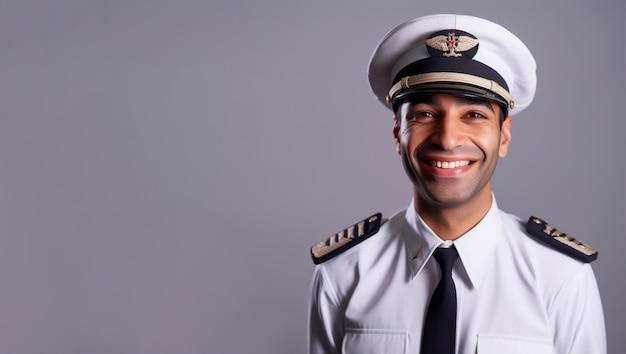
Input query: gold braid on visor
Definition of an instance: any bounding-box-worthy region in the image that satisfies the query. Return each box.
[386,72,514,109]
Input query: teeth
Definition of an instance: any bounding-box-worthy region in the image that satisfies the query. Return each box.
[430,160,471,169]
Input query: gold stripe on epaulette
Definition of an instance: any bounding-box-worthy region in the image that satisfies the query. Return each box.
[311,221,367,260]
[533,218,597,256]
[553,235,596,256]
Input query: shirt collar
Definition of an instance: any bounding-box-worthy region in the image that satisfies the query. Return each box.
[403,196,502,289]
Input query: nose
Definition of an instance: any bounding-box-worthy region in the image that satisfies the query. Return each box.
[430,116,463,150]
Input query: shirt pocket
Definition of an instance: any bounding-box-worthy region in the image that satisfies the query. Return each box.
[477,333,553,354]
[342,328,408,354]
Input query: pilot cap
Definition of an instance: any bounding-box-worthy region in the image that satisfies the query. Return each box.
[368,14,537,115]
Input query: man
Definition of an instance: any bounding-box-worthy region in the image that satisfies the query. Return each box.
[307,14,606,354]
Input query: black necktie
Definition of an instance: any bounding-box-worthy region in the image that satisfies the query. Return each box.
[421,246,459,354]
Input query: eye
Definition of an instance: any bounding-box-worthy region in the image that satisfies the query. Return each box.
[464,111,487,119]
[407,111,435,121]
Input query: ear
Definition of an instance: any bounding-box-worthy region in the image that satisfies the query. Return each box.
[393,115,401,155]
[499,117,513,158]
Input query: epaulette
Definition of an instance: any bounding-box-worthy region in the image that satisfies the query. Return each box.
[310,213,383,265]
[525,216,598,263]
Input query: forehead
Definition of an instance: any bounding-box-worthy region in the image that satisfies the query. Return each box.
[398,94,500,113]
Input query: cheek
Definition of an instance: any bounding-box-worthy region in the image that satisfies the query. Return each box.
[400,127,427,149]
[473,127,503,155]
[399,133,417,157]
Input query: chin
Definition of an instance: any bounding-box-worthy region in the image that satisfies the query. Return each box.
[417,184,485,208]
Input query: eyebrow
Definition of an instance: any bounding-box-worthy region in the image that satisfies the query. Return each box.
[455,96,496,113]
[407,95,496,113]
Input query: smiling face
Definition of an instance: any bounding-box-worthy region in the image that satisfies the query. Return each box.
[393,94,512,213]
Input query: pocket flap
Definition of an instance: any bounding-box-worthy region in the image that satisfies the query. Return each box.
[478,334,553,354]
[342,328,408,354]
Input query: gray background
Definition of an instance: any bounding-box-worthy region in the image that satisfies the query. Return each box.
[0,1,623,353]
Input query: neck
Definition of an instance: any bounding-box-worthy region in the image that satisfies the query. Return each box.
[414,189,493,241]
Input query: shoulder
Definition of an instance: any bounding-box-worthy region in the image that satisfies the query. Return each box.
[499,211,598,263]
[310,213,384,265]
[309,209,407,265]
[524,215,598,263]
[496,212,602,305]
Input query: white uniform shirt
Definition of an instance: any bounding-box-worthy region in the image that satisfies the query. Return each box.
[308,198,606,354]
